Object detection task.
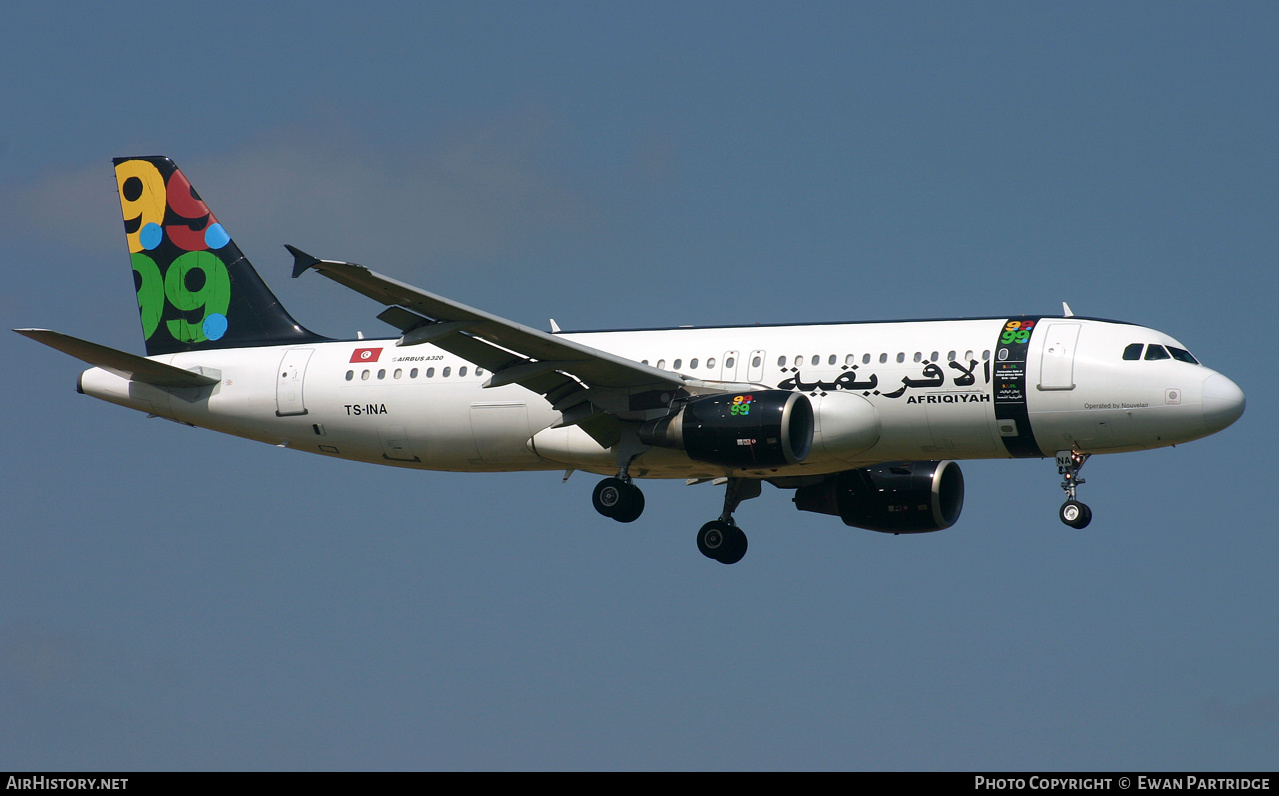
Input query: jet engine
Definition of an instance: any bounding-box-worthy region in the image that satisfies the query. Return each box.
[639,391,813,469]
[792,460,964,533]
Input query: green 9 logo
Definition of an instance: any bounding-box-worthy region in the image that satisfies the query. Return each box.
[1000,320,1034,345]
[165,251,231,343]
[132,253,164,340]
[133,251,231,343]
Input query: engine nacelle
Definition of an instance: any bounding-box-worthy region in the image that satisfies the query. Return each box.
[640,391,814,469]
[792,460,964,533]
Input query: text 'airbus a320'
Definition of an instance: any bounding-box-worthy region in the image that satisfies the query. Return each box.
[17,157,1246,563]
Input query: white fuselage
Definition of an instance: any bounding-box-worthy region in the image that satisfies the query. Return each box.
[76,316,1241,479]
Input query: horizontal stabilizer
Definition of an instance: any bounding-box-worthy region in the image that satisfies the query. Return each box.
[14,329,219,388]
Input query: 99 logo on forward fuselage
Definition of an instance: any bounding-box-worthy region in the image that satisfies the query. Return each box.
[115,159,233,344]
[1000,320,1036,345]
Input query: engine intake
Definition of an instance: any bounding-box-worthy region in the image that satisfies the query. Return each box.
[640,391,813,469]
[793,460,964,533]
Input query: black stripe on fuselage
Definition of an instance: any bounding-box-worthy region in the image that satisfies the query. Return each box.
[993,317,1044,458]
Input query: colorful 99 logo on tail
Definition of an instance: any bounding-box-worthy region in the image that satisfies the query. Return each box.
[114,157,234,349]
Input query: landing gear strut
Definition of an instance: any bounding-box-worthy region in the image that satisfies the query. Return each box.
[697,478,760,565]
[592,435,647,524]
[1056,450,1092,529]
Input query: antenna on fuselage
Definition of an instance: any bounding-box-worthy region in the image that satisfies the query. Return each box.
[1062,302,1075,317]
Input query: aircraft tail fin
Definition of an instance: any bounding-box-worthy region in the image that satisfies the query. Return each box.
[112,156,327,356]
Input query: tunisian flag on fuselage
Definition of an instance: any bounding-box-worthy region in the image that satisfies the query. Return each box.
[350,347,383,363]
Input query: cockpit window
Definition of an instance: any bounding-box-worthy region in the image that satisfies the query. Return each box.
[1144,345,1170,361]
[1123,343,1143,361]
[1167,346,1199,364]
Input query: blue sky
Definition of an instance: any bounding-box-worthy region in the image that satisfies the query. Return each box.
[2,2,1275,770]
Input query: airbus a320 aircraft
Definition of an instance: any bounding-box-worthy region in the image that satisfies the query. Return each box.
[17,157,1246,564]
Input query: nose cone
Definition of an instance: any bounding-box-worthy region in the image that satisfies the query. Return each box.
[1202,373,1245,433]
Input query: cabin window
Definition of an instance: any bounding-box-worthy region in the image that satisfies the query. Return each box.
[476,368,483,376]
[657,359,666,369]
[459,366,468,377]
[826,354,834,365]
[896,352,905,363]
[913,352,922,363]
[777,356,787,367]
[1168,346,1199,364]
[426,367,435,377]
[443,367,452,377]
[879,353,888,364]
[377,369,386,380]
[361,370,370,380]
[394,368,403,379]
[673,359,682,370]
[1123,343,1144,361]
[982,350,991,360]
[690,358,699,369]
[965,350,974,361]
[810,355,819,366]
[641,360,649,365]
[410,368,419,378]
[845,354,855,365]
[725,357,734,368]
[947,351,956,362]
[1144,345,1170,361]
[930,351,939,362]
[345,370,354,381]
[863,354,871,364]
[707,357,716,368]
[752,356,762,368]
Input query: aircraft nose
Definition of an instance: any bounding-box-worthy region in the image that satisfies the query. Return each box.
[1201,372,1245,432]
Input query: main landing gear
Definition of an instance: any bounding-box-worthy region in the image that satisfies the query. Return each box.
[1056,450,1092,529]
[591,473,759,565]
[696,478,760,565]
[592,475,645,523]
[593,439,647,524]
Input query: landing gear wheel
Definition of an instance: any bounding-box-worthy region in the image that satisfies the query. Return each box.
[1059,500,1092,529]
[592,477,644,522]
[593,477,628,518]
[612,486,645,523]
[697,520,731,559]
[718,526,748,565]
[697,521,748,564]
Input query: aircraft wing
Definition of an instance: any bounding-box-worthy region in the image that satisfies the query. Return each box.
[288,247,689,445]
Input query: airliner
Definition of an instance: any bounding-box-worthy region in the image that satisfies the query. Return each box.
[16,156,1246,564]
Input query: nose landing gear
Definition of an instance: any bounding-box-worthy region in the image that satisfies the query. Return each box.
[1056,450,1092,529]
